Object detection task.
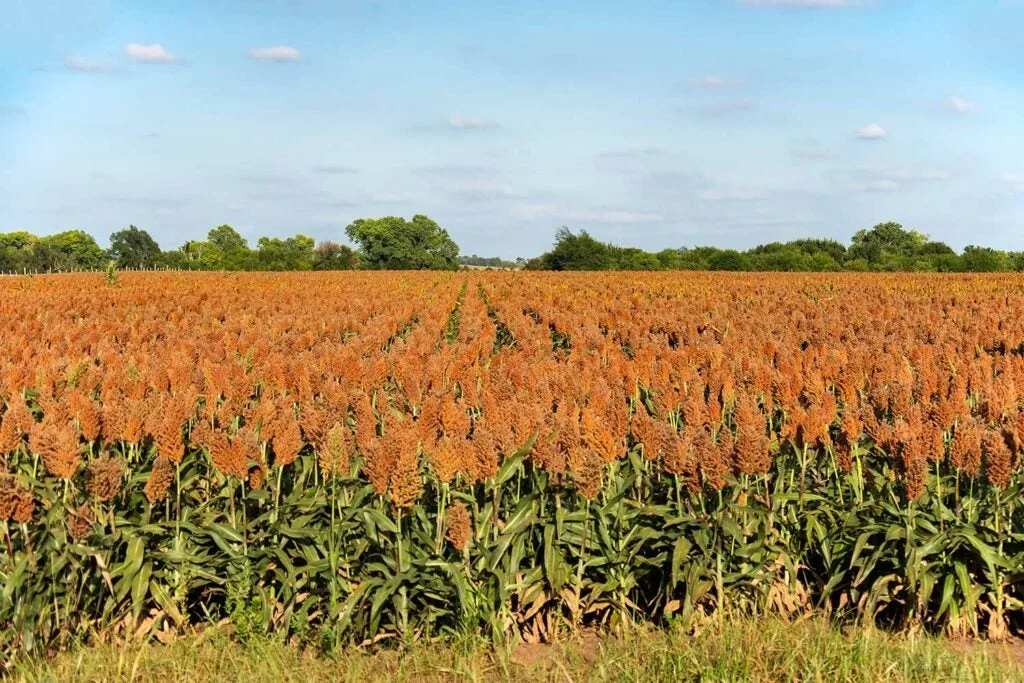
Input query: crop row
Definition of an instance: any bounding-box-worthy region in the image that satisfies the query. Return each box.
[3,271,1024,662]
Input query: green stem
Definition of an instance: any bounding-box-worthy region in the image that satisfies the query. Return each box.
[330,478,338,610]
[241,478,248,554]
[274,466,283,524]
[436,482,448,554]
[674,474,683,518]
[799,442,808,512]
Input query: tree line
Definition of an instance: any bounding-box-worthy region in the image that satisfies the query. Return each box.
[458,255,524,268]
[528,222,1024,273]
[0,215,461,273]
[4,218,1022,274]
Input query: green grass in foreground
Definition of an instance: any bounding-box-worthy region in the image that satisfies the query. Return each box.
[11,616,1024,683]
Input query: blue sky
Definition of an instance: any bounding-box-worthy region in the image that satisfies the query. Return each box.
[2,0,1023,258]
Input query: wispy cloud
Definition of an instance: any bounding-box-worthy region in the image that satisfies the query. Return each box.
[64,55,117,73]
[847,179,901,193]
[739,0,867,6]
[445,115,500,130]
[413,164,499,179]
[792,146,834,161]
[597,147,669,160]
[365,192,409,204]
[684,75,746,88]
[944,95,978,114]
[250,46,302,63]
[698,187,768,202]
[312,164,359,175]
[311,191,412,210]
[862,166,950,182]
[855,122,888,140]
[451,182,527,202]
[514,203,665,224]
[242,172,295,186]
[999,173,1024,193]
[124,43,180,64]
[99,194,190,209]
[638,170,710,196]
[841,165,951,192]
[694,98,757,118]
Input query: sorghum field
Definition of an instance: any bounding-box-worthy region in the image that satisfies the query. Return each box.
[4,271,1024,666]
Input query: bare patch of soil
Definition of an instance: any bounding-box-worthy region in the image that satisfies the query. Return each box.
[510,628,603,673]
[948,637,1024,669]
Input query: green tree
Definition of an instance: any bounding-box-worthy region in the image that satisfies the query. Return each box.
[202,225,255,270]
[178,240,223,270]
[677,247,721,271]
[707,249,749,271]
[1009,252,1024,272]
[929,254,962,272]
[37,230,106,271]
[848,221,928,264]
[614,247,662,270]
[459,254,517,268]
[312,241,359,270]
[654,248,684,270]
[0,232,38,271]
[747,245,808,271]
[541,227,615,270]
[789,238,848,264]
[918,241,956,256]
[159,249,191,270]
[961,245,1010,273]
[109,225,162,269]
[208,225,249,252]
[256,235,315,271]
[0,231,37,251]
[345,215,460,270]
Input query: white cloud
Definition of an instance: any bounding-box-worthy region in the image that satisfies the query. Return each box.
[445,115,499,130]
[250,46,302,63]
[685,75,745,88]
[855,123,888,140]
[64,55,116,73]
[944,95,977,114]
[124,43,180,64]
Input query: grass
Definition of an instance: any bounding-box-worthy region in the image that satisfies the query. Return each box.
[11,615,1024,683]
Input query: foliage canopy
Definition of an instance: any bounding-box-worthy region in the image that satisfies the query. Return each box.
[345,215,460,270]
